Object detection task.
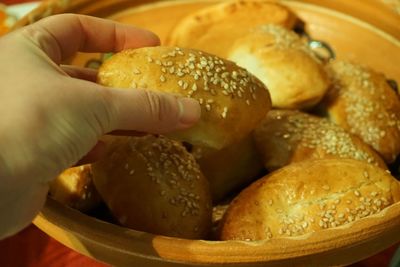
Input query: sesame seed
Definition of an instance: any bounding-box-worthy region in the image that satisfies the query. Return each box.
[221,107,228,119]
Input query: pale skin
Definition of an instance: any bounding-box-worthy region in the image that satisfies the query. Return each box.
[0,14,201,239]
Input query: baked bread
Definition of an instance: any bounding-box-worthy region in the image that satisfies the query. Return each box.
[166,0,298,58]
[253,109,387,170]
[92,135,212,239]
[321,60,400,163]
[211,203,230,240]
[227,24,330,109]
[97,46,271,149]
[191,134,264,203]
[219,159,400,241]
[49,164,102,212]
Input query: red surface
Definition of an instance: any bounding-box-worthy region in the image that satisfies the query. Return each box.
[0,225,109,267]
[0,0,397,266]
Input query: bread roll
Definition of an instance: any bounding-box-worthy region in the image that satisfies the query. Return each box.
[92,135,212,239]
[191,134,264,203]
[253,109,387,170]
[49,164,102,212]
[166,0,298,58]
[227,24,330,109]
[219,159,400,241]
[211,203,230,240]
[321,60,400,163]
[98,46,271,149]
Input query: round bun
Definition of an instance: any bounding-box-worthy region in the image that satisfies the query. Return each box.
[49,164,102,212]
[227,24,330,109]
[219,159,400,241]
[211,203,230,239]
[253,109,387,170]
[97,46,271,149]
[166,0,298,58]
[92,135,212,239]
[191,134,264,203]
[321,60,400,163]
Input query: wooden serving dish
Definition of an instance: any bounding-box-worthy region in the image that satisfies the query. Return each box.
[13,0,400,266]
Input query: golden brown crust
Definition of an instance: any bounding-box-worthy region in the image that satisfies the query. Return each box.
[253,109,387,170]
[322,60,400,163]
[211,203,230,240]
[191,134,264,203]
[92,135,212,239]
[98,46,271,149]
[49,164,102,212]
[219,159,400,241]
[228,25,330,109]
[166,0,299,58]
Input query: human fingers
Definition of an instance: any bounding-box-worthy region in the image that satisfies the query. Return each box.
[78,79,201,134]
[61,65,98,82]
[19,14,160,64]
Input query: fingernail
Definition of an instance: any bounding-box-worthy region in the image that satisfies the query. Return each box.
[178,98,201,125]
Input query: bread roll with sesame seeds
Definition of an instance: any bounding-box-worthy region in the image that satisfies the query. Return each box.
[227,24,330,109]
[91,135,212,239]
[166,0,298,58]
[97,46,271,150]
[191,134,264,203]
[253,109,387,171]
[49,164,102,212]
[219,159,400,241]
[321,60,400,163]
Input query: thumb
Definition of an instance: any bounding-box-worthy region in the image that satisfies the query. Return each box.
[98,87,201,134]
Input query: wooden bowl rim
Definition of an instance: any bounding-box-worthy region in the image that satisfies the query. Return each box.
[10,0,400,45]
[35,197,400,264]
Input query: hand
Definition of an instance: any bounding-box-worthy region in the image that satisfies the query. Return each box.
[0,14,201,239]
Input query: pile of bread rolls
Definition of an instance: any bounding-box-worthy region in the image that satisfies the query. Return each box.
[50,0,400,241]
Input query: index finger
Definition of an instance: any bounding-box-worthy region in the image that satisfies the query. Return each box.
[20,14,160,64]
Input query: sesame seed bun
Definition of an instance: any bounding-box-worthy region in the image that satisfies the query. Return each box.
[97,46,271,150]
[166,0,298,58]
[322,60,400,163]
[253,109,387,171]
[227,24,330,109]
[191,134,264,203]
[49,165,102,212]
[91,135,212,239]
[219,159,400,241]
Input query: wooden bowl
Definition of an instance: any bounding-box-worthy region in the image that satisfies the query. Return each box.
[14,0,400,266]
